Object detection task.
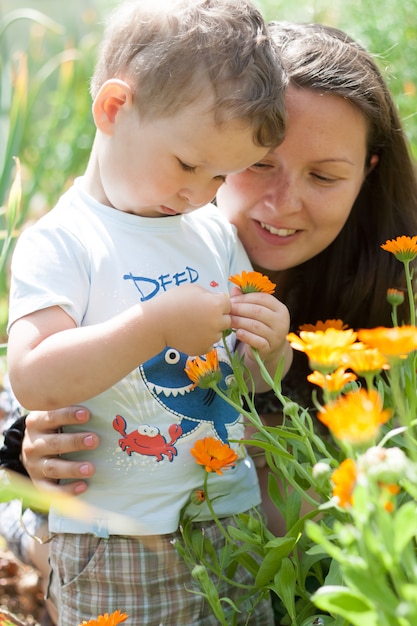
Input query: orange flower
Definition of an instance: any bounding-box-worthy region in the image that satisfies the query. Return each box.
[404,81,416,97]
[381,235,417,262]
[191,437,238,475]
[379,483,401,513]
[79,610,128,626]
[307,367,357,393]
[299,319,349,332]
[184,349,222,389]
[341,344,388,376]
[357,326,417,358]
[229,270,276,294]
[318,389,392,444]
[331,458,357,508]
[287,328,357,372]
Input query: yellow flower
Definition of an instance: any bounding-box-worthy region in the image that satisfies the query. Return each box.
[341,344,389,376]
[381,235,417,262]
[229,270,276,294]
[191,437,239,475]
[299,319,348,332]
[331,458,357,509]
[318,389,392,444]
[184,349,222,389]
[79,610,128,626]
[307,367,357,393]
[357,326,417,358]
[287,328,357,373]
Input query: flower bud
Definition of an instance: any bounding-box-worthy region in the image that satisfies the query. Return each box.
[386,288,405,307]
[190,489,206,506]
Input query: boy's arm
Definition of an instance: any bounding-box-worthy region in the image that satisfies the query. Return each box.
[8,285,232,410]
[229,289,293,393]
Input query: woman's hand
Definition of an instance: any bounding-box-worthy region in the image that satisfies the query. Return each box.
[22,406,99,495]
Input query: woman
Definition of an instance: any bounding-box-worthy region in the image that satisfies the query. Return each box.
[2,20,417,621]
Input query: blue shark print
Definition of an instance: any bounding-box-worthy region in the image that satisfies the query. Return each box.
[139,348,239,442]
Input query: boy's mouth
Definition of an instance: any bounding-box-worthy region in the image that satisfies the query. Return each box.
[160,205,179,216]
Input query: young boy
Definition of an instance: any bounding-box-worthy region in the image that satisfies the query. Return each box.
[7,0,289,623]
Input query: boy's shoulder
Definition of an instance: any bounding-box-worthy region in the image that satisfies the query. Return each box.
[185,202,235,231]
[24,180,99,231]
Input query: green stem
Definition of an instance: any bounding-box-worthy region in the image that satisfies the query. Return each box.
[202,471,231,545]
[210,381,288,456]
[391,304,398,327]
[404,260,416,326]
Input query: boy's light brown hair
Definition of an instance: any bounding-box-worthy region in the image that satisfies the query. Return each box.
[90,0,287,148]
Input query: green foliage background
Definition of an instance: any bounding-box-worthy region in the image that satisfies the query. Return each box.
[1,0,417,341]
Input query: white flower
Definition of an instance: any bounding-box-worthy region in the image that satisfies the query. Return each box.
[357,446,409,483]
[312,461,332,480]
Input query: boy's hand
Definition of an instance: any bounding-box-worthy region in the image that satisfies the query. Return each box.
[160,284,231,356]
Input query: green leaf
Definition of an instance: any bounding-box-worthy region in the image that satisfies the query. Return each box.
[273,557,297,621]
[283,488,302,530]
[231,550,262,578]
[305,521,345,562]
[255,538,295,587]
[342,564,399,615]
[311,585,378,626]
[394,501,417,554]
[299,616,339,626]
[266,471,285,512]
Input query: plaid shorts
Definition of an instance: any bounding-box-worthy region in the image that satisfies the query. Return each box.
[47,516,274,626]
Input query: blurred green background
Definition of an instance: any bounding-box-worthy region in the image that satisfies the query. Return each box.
[1,0,417,345]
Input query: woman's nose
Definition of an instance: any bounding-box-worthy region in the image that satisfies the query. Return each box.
[264,172,302,215]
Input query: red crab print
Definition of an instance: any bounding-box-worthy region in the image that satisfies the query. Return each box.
[113,415,182,462]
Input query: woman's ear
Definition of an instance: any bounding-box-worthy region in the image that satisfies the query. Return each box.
[368,154,379,172]
[92,79,133,134]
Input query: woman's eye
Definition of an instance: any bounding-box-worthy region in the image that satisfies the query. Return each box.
[312,173,337,183]
[178,160,196,173]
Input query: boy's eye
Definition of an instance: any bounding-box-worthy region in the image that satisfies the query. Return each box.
[178,159,196,173]
[249,162,273,171]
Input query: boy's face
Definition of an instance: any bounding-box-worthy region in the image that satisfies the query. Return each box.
[93,95,268,217]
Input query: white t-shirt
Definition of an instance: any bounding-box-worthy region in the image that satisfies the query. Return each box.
[8,178,261,537]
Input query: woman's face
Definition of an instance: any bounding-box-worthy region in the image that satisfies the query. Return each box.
[217,85,370,271]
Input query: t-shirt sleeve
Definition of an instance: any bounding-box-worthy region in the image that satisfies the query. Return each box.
[8,220,90,333]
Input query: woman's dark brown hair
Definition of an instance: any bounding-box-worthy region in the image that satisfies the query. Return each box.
[268,22,417,403]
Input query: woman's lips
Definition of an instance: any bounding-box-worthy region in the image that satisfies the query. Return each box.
[260,222,297,237]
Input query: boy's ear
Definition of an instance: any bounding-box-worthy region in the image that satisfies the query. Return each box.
[92,79,133,134]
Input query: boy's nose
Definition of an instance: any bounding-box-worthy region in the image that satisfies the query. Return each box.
[179,179,222,208]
